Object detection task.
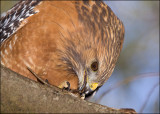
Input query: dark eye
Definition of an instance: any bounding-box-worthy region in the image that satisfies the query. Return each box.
[91,61,98,72]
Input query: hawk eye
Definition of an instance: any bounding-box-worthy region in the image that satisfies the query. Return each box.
[91,61,98,72]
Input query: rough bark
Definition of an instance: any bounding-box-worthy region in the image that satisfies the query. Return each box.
[0,65,136,113]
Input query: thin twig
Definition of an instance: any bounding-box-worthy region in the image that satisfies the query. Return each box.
[27,67,50,86]
[139,82,159,113]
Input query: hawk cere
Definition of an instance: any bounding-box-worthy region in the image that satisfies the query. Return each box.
[0,0,124,99]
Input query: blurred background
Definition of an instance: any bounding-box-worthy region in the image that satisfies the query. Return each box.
[1,1,159,113]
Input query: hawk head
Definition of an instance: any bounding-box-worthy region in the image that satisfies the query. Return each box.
[60,1,125,98]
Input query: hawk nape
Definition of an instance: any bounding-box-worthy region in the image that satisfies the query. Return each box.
[0,0,124,99]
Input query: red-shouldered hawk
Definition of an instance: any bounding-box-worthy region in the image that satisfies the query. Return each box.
[0,0,124,99]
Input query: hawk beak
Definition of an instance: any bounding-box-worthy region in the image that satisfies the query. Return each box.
[79,70,87,93]
[79,70,99,93]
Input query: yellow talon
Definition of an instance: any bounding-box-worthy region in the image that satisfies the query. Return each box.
[58,81,68,89]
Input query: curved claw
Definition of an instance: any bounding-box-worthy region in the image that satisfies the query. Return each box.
[62,81,71,91]
[79,70,87,94]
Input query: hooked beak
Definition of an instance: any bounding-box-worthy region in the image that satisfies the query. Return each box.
[78,70,98,95]
[78,70,87,93]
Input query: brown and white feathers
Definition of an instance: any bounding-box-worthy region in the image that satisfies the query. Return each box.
[0,0,124,98]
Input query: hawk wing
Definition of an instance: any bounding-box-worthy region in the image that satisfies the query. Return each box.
[0,0,42,43]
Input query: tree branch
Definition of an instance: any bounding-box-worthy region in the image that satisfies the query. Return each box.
[0,65,136,113]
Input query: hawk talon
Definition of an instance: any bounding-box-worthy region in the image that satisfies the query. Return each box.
[45,79,50,84]
[66,81,70,91]
[80,93,85,100]
[62,81,71,91]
